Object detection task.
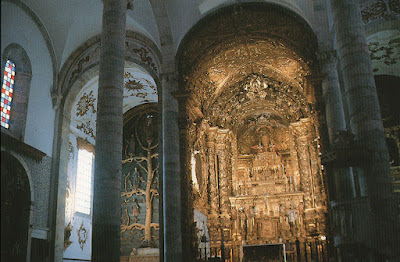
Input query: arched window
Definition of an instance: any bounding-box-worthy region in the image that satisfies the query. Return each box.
[75,148,93,214]
[75,139,95,215]
[1,60,16,129]
[2,43,32,139]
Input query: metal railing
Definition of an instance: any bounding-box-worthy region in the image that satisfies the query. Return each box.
[197,240,333,262]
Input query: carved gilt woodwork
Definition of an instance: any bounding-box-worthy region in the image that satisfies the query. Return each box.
[177,3,327,260]
[121,103,160,254]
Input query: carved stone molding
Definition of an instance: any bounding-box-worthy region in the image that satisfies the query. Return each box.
[58,31,162,102]
[1,133,46,161]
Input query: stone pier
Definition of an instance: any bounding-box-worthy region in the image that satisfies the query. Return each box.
[162,73,183,261]
[320,50,356,200]
[92,0,126,261]
[329,0,399,258]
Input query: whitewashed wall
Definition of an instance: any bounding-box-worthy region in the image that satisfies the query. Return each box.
[367,29,400,77]
[1,1,55,156]
[60,0,160,68]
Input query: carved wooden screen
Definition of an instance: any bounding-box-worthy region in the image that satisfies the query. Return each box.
[121,103,159,255]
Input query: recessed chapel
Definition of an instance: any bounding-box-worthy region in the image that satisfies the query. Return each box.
[1,0,400,261]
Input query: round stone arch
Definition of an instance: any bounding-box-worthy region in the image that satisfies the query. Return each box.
[2,43,32,140]
[196,0,314,33]
[1,150,34,262]
[0,149,35,206]
[176,2,317,80]
[56,29,163,179]
[58,31,162,103]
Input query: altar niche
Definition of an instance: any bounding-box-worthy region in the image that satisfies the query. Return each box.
[176,3,329,261]
[121,103,160,257]
[190,116,327,261]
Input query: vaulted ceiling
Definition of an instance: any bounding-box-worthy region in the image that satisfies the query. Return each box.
[14,0,316,72]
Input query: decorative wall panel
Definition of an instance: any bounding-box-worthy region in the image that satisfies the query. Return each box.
[121,103,160,255]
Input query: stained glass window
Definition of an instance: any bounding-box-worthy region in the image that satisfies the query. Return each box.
[1,60,15,129]
[76,149,93,214]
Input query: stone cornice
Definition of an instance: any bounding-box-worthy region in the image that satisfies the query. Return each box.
[1,132,47,161]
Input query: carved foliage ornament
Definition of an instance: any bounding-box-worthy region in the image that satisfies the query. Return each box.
[73,88,98,139]
[123,71,157,101]
[368,37,400,68]
[177,2,317,79]
[77,221,88,250]
[121,103,160,253]
[360,0,400,23]
[184,37,310,104]
[76,90,97,117]
[205,74,310,129]
[59,32,161,97]
[64,222,73,251]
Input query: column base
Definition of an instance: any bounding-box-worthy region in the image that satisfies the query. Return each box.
[121,248,160,262]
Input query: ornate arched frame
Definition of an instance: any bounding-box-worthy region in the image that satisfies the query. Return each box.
[50,31,163,260]
[195,0,315,34]
[176,2,318,82]
[175,2,321,259]
[0,150,35,262]
[175,1,320,153]
[1,43,32,140]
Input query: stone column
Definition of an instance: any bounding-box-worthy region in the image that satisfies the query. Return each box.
[288,129,301,192]
[320,51,356,200]
[207,129,219,214]
[92,0,126,261]
[330,0,399,257]
[291,121,311,194]
[217,130,230,215]
[320,51,346,142]
[161,73,183,261]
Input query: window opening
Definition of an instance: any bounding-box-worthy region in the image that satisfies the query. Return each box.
[1,60,15,129]
[75,149,93,214]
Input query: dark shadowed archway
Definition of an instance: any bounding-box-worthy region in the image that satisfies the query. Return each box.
[1,152,31,262]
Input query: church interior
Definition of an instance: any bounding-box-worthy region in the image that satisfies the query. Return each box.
[1,0,399,261]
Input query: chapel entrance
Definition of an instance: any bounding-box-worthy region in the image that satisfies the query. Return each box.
[176,3,330,261]
[121,103,160,261]
[1,152,31,262]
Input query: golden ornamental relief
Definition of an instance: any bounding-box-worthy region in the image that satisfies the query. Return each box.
[76,90,97,117]
[77,221,88,250]
[178,3,324,261]
[76,121,95,139]
[190,116,326,258]
[123,71,156,99]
